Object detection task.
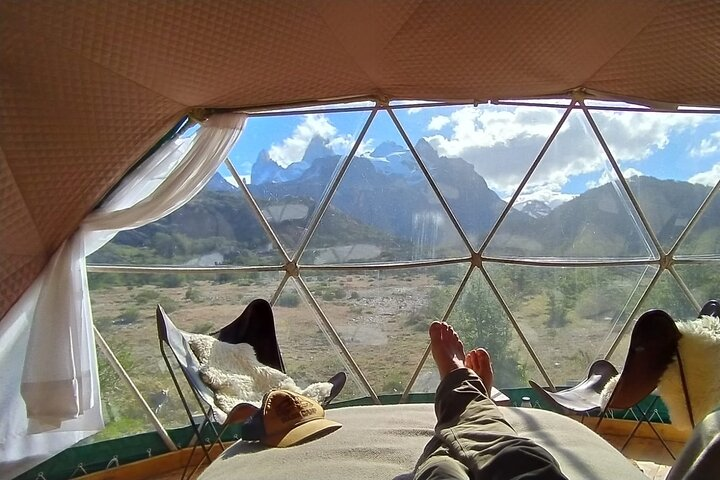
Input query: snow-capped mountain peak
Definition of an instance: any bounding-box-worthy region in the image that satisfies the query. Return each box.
[514,199,552,218]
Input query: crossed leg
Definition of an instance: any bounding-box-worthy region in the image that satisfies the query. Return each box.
[415,322,568,480]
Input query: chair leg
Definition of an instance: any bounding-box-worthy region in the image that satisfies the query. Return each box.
[190,413,233,477]
[181,410,216,479]
[675,348,695,429]
[183,414,227,479]
[620,398,676,461]
[593,406,610,432]
[160,345,215,479]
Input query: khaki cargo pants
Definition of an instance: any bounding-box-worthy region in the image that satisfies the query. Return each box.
[414,368,569,480]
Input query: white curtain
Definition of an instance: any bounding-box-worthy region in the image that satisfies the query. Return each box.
[0,113,247,477]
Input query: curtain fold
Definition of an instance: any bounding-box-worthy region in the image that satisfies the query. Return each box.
[0,113,247,477]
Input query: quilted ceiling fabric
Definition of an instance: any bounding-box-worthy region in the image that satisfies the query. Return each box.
[1,0,720,320]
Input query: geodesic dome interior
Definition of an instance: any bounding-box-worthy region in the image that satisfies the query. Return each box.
[3,0,720,324]
[3,1,720,477]
[83,98,720,445]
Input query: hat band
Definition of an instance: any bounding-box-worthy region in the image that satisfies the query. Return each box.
[241,410,326,442]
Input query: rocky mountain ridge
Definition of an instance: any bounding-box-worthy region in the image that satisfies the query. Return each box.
[102,138,718,263]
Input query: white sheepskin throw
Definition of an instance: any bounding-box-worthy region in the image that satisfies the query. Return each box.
[187,333,332,413]
[657,316,720,432]
[599,375,619,409]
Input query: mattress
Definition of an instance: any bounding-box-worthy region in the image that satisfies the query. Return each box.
[198,403,647,480]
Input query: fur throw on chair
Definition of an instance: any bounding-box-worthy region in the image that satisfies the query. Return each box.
[599,375,619,410]
[657,315,720,432]
[187,333,332,413]
[600,315,720,431]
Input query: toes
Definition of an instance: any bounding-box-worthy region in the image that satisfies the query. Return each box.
[475,348,493,379]
[429,321,443,339]
[466,349,479,371]
[440,322,452,339]
[476,348,491,367]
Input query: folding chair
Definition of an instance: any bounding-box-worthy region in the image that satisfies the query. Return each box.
[213,298,286,372]
[594,309,689,459]
[699,299,719,318]
[531,309,693,459]
[529,359,618,420]
[156,305,258,479]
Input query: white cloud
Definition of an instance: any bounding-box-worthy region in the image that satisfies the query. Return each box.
[428,115,450,131]
[406,107,422,115]
[586,167,644,190]
[688,163,720,186]
[268,114,375,166]
[326,135,354,154]
[510,183,576,209]
[623,167,643,179]
[424,105,707,196]
[690,131,720,157]
[223,174,249,186]
[268,114,342,167]
[356,139,376,156]
[593,111,703,162]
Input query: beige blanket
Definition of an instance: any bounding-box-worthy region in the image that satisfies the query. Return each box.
[199,404,646,480]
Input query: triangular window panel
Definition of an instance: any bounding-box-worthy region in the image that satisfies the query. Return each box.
[484,263,656,387]
[638,270,699,322]
[444,269,543,389]
[87,343,156,443]
[88,168,284,268]
[398,103,560,250]
[608,270,698,368]
[671,264,720,313]
[229,111,371,258]
[89,270,290,435]
[272,279,363,403]
[301,110,468,265]
[592,108,720,252]
[410,363,443,395]
[485,109,656,260]
[605,328,633,376]
[304,266,464,395]
[675,188,720,259]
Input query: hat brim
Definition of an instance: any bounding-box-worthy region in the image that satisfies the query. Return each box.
[264,418,342,448]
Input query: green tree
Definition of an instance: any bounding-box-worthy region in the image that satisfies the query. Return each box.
[451,275,527,387]
[152,232,176,258]
[546,291,568,328]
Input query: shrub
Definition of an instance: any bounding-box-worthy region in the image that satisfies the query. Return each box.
[132,289,160,303]
[115,307,140,325]
[158,297,180,313]
[160,274,184,288]
[433,265,462,285]
[213,272,235,284]
[381,373,405,394]
[185,287,203,303]
[87,272,122,290]
[322,287,346,301]
[191,322,216,334]
[406,308,431,331]
[276,292,301,308]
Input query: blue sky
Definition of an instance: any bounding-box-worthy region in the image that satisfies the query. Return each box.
[222,102,720,206]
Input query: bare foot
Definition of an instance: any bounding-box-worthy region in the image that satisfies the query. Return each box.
[465,348,494,394]
[429,321,466,378]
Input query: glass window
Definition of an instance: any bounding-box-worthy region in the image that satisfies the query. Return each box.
[87,100,720,441]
